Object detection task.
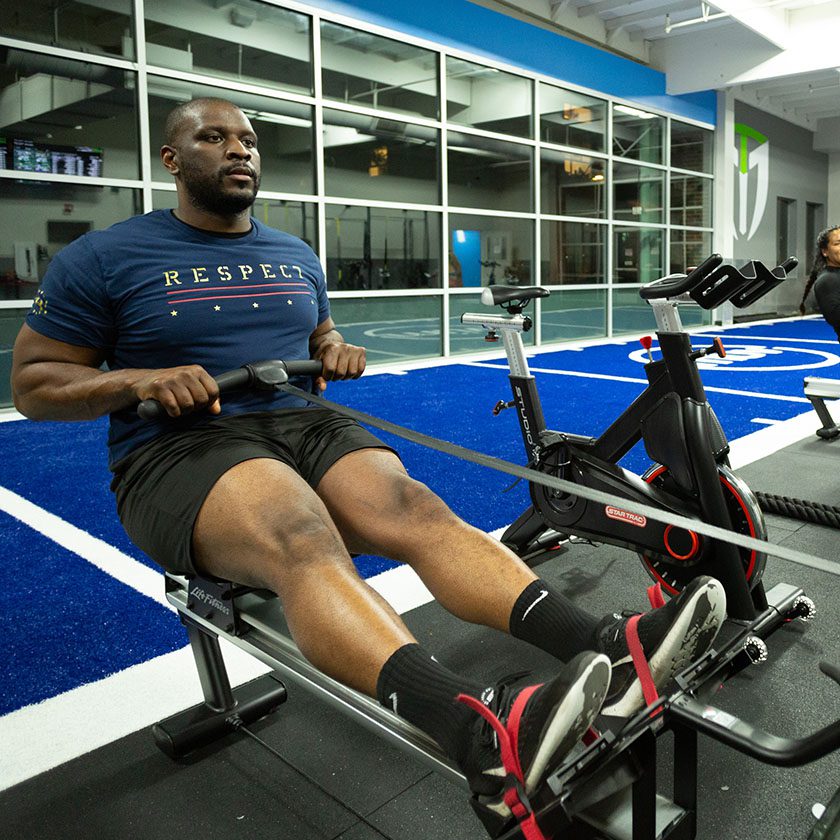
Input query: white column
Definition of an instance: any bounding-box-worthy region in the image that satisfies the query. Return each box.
[712,89,736,325]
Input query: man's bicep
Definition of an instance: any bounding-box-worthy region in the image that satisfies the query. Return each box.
[12,323,106,371]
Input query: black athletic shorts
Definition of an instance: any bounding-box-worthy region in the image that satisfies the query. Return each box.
[111,407,396,575]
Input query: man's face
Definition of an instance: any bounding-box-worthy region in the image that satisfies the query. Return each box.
[170,103,261,215]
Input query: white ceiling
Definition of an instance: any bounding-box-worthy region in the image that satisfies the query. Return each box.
[470,0,840,146]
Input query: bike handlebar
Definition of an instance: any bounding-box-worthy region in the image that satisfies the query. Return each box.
[136,359,324,420]
[640,254,799,310]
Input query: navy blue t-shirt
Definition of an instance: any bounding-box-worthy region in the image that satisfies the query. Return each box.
[26,210,330,467]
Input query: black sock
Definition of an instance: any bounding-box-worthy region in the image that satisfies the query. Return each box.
[376,643,485,765]
[509,579,600,662]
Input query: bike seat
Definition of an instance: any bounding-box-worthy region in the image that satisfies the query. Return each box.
[481,285,550,308]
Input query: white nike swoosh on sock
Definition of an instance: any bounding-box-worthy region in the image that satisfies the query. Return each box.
[521,589,548,620]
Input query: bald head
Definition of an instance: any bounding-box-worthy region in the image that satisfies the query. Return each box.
[164,97,244,147]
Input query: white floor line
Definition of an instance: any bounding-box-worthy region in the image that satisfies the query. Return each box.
[0,641,269,792]
[694,333,839,345]
[466,361,812,403]
[0,486,170,611]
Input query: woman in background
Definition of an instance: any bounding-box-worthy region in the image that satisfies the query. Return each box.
[800,225,840,340]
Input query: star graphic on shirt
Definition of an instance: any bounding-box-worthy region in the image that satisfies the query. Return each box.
[252,302,260,309]
[287,299,293,305]
[214,305,221,311]
[170,310,178,316]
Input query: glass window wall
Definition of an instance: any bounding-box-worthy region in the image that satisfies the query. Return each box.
[446,58,532,138]
[448,132,531,213]
[613,227,664,285]
[541,149,606,218]
[670,230,713,275]
[541,221,606,286]
[612,106,664,164]
[671,122,713,173]
[671,174,712,227]
[449,213,533,288]
[147,79,315,195]
[324,110,439,204]
[0,50,140,179]
[613,163,664,224]
[143,0,311,94]
[612,287,655,334]
[539,84,606,152]
[541,288,607,343]
[326,205,440,291]
[321,22,438,120]
[3,0,134,59]
[328,296,442,363]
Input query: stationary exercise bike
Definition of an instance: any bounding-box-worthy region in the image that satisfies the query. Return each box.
[461,254,799,621]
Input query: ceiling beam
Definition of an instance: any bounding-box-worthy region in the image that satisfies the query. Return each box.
[708,0,790,49]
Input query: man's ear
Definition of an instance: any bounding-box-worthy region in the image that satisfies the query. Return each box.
[161,145,179,176]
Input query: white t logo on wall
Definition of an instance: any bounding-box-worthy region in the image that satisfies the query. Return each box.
[734,123,769,241]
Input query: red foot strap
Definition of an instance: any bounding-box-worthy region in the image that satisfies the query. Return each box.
[625,615,660,711]
[647,582,666,609]
[457,687,549,840]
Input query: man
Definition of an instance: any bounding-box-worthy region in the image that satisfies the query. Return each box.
[11,98,725,822]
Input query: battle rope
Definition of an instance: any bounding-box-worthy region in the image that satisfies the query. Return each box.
[280,382,840,578]
[757,492,840,530]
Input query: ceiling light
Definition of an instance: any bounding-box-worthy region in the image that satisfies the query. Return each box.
[614,104,655,120]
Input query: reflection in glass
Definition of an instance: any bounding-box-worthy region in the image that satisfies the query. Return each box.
[147,81,315,195]
[446,57,532,138]
[448,132,531,212]
[328,296,442,363]
[326,205,440,291]
[670,229,712,275]
[613,163,664,224]
[144,0,311,94]
[0,50,140,179]
[541,288,607,343]
[613,227,664,284]
[539,84,606,152]
[541,149,605,218]
[449,213,533,288]
[0,180,142,299]
[321,22,438,120]
[324,110,439,204]
[612,287,657,334]
[671,122,713,173]
[541,221,605,285]
[2,0,134,58]
[670,175,712,227]
[612,106,664,164]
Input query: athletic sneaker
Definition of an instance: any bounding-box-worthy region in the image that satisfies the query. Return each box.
[594,575,726,718]
[457,651,611,817]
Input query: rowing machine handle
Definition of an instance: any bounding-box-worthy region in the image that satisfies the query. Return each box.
[137,359,324,420]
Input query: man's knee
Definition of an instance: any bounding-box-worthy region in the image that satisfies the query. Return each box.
[386,473,457,527]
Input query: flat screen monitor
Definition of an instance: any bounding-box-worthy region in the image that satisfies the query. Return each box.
[0,136,103,177]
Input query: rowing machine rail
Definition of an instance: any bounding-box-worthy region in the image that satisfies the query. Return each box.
[156,573,836,840]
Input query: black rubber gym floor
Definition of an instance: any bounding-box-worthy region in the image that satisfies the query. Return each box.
[4,434,839,840]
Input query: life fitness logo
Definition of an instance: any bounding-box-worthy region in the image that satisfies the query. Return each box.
[605,506,647,528]
[734,122,769,242]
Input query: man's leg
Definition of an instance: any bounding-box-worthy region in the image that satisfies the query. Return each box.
[192,457,415,697]
[316,448,726,714]
[316,448,600,645]
[190,455,610,811]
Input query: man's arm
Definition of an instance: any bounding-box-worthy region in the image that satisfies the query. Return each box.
[308,317,366,391]
[11,324,220,420]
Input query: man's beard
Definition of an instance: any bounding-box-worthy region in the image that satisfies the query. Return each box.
[180,161,260,216]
